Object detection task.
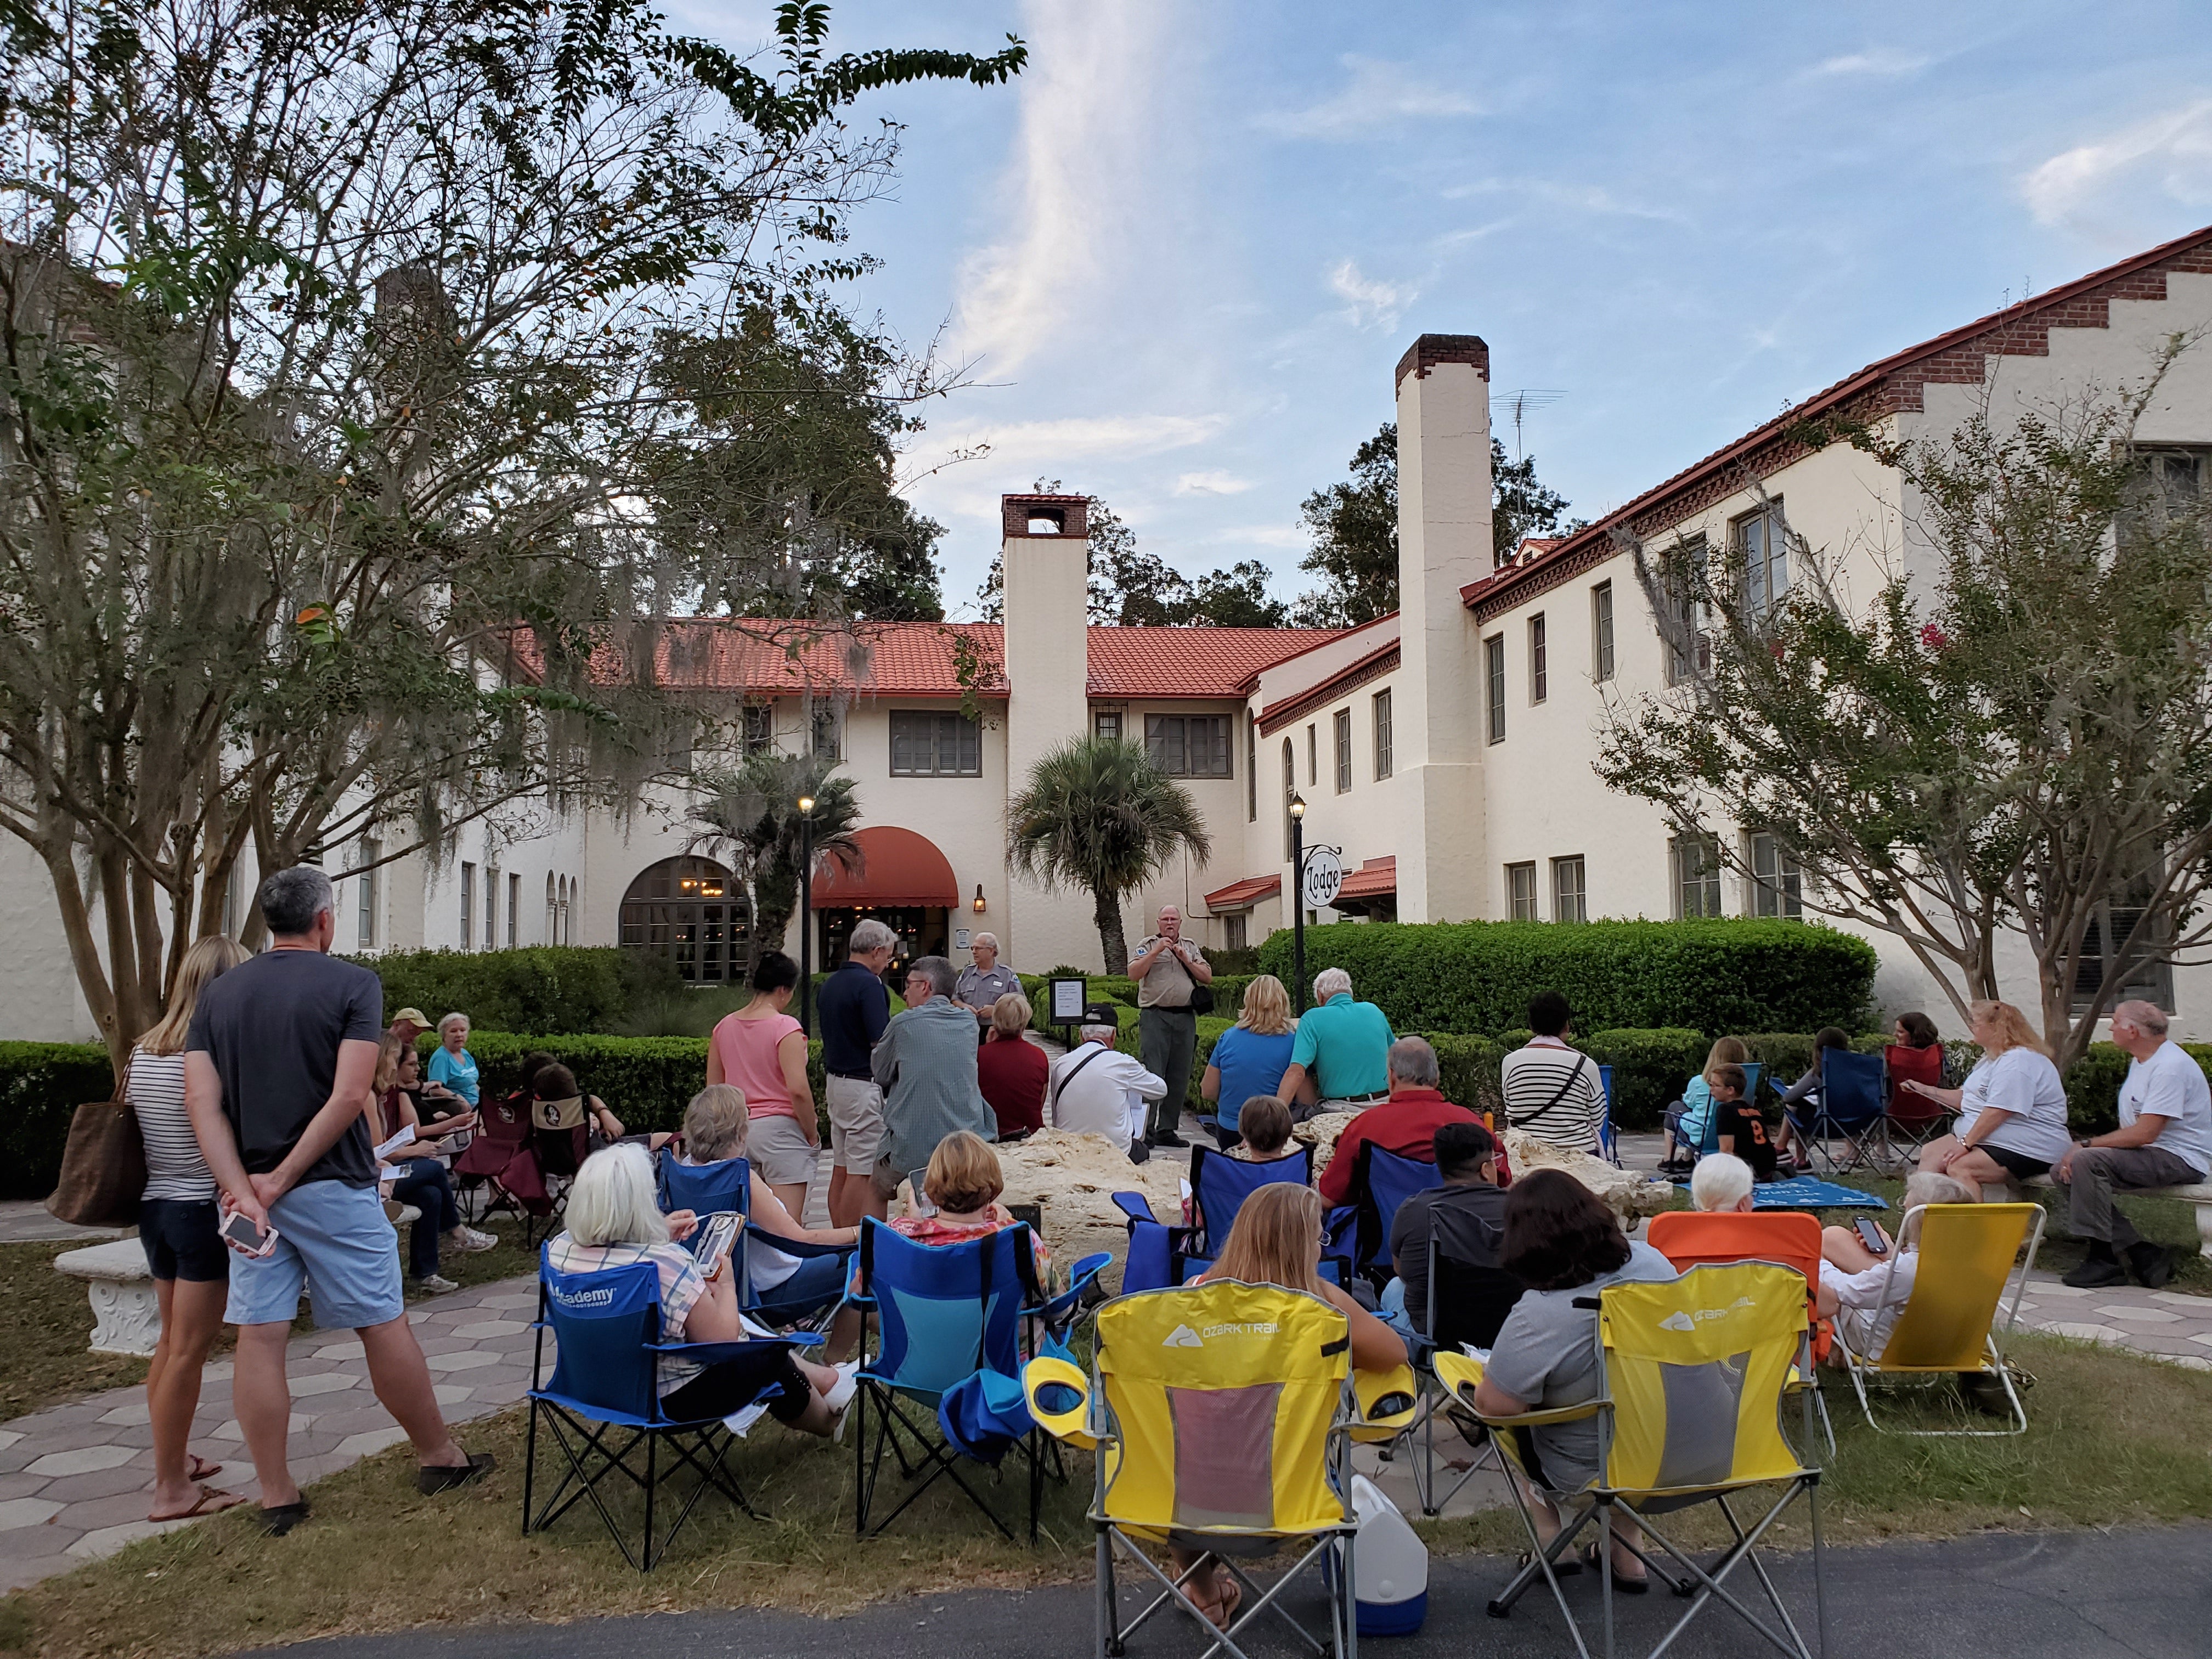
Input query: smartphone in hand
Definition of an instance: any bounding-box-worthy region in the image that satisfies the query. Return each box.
[219,1209,280,1257]
[1854,1217,1889,1256]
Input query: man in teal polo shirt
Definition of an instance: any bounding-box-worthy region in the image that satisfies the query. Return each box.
[1278,967,1395,1116]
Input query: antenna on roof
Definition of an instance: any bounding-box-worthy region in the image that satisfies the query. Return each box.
[1498,389,1565,461]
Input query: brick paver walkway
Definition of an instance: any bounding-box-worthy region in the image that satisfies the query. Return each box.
[0,1273,540,1589]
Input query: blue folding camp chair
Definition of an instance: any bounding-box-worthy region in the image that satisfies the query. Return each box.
[1596,1065,1620,1166]
[849,1217,1103,1542]
[1345,1142,1443,1289]
[1187,1141,1314,1261]
[522,1248,818,1570]
[1798,1049,1886,1175]
[656,1152,852,1329]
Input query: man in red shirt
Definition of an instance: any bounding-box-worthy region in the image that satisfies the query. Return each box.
[1318,1037,1484,1206]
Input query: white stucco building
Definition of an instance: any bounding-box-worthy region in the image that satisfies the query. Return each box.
[5,224,2210,1040]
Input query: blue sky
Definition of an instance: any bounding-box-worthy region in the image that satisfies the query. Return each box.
[673,1,2212,617]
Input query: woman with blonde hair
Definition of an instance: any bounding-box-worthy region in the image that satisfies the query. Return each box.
[1200,975,1299,1148]
[891,1131,1051,1281]
[976,993,1048,1141]
[675,1086,857,1325]
[1659,1036,1752,1172]
[370,1034,496,1295]
[129,934,251,1522]
[1901,1000,2070,1191]
[1169,1183,1407,1626]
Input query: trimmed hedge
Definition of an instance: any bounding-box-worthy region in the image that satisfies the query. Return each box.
[348,946,685,1036]
[1255,919,1877,1038]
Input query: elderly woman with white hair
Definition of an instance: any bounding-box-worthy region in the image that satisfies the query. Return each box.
[424,1012,479,1109]
[1813,1171,1978,1359]
[1276,967,1396,1115]
[548,1144,855,1431]
[1688,1153,1758,1214]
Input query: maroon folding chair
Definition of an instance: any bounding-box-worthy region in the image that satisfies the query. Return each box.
[1882,1043,1948,1170]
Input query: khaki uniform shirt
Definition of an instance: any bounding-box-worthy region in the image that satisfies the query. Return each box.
[1132,935,1200,1009]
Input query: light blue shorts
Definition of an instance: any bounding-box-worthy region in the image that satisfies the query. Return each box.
[226,1180,404,1330]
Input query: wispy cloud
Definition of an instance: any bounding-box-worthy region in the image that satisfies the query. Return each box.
[951,1,1176,377]
[1173,470,1255,496]
[1204,523,1307,550]
[1255,55,1479,139]
[1807,48,1931,77]
[1441,177,1689,224]
[1327,259,1418,331]
[2022,98,2212,232]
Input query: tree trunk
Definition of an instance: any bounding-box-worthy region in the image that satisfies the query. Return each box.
[1093,884,1129,975]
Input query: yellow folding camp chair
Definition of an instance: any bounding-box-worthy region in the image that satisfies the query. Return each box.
[1023,1279,1416,1659]
[1466,1262,1828,1659]
[1833,1201,2044,1436]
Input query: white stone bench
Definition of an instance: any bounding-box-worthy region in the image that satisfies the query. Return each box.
[1982,1173,2212,1258]
[53,1239,160,1357]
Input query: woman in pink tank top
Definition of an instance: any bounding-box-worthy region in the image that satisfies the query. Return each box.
[707,951,817,1216]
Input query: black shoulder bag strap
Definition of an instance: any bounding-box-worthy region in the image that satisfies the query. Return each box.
[1516,1053,1591,1126]
[1049,1044,1111,1115]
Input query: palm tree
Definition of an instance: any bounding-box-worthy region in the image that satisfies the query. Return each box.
[687,753,864,976]
[1007,736,1211,969]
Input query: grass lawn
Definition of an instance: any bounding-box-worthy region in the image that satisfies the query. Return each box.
[6,1329,2210,1659]
[0,1214,541,1423]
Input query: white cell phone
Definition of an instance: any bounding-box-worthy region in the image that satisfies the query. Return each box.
[693,1211,743,1279]
[219,1209,279,1257]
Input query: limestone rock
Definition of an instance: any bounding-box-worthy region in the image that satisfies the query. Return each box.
[1499,1130,1674,1223]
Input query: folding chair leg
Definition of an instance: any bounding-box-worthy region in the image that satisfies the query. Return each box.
[1809,1477,1829,1659]
[522,1398,540,1532]
[1098,1524,1122,1658]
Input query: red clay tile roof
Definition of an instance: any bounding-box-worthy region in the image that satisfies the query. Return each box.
[512,619,1338,701]
[1461,221,2212,623]
[1333,856,1396,902]
[1257,637,1401,736]
[1202,873,1282,911]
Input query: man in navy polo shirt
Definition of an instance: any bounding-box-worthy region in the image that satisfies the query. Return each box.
[820,918,898,1225]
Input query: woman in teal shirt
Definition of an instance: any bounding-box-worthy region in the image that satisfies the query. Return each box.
[1199,976,1298,1148]
[426,1012,481,1108]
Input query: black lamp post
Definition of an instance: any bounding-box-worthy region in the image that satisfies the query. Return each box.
[797,793,816,1035]
[1289,793,1308,1013]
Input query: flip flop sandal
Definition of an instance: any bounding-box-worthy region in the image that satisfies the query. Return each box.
[1518,1548,1583,1577]
[259,1500,311,1536]
[416,1451,496,1494]
[187,1455,223,1482]
[149,1484,245,1523]
[1583,1544,1650,1593]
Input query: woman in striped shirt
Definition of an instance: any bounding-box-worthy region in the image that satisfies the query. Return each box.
[129,934,251,1522]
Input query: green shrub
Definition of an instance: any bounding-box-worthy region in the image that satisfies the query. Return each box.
[1203,946,1262,974]
[351,946,685,1036]
[1254,919,1877,1037]
[1187,1017,1237,1111]
[0,1042,118,1199]
[1424,1032,1510,1120]
[1579,1029,1709,1131]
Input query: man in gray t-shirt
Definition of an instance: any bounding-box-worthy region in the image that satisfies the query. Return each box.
[184,866,487,1528]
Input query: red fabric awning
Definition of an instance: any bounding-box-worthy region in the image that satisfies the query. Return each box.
[1334,857,1396,902]
[810,826,960,909]
[1203,873,1282,912]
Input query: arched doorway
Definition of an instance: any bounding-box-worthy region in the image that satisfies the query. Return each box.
[619,855,751,983]
[812,826,960,972]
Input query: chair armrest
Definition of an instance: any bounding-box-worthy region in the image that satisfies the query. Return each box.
[1110,1190,1159,1225]
[1030,1250,1115,1331]
[1474,1399,1605,1431]
[744,1226,853,1261]
[1022,1354,1098,1449]
[1430,1350,1486,1401]
[648,1335,812,1367]
[1343,1363,1421,1442]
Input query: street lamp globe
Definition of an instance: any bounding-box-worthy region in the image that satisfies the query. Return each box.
[1289,795,1306,820]
[797,794,815,813]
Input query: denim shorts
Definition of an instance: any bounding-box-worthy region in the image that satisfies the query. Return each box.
[225,1180,404,1330]
[139,1198,228,1284]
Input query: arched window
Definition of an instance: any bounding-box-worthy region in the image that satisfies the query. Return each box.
[545,873,556,943]
[618,856,749,983]
[565,877,579,944]
[1282,737,1296,859]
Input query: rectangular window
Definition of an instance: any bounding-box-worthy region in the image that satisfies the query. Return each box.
[460,861,476,950]
[741,704,773,755]
[486,868,498,951]
[355,838,380,950]
[1664,537,1711,684]
[1672,834,1724,918]
[1246,714,1258,821]
[1505,861,1538,921]
[1306,723,1317,786]
[810,704,840,761]
[1145,714,1231,777]
[1094,710,1122,743]
[1748,832,1803,919]
[1485,635,1506,743]
[2072,866,2177,1014]
[1734,501,1788,621]
[1372,689,1393,780]
[1592,582,1615,681]
[1333,708,1352,793]
[1223,913,1248,953]
[1552,855,1587,923]
[1529,613,1548,703]
[507,872,521,946]
[889,710,983,776]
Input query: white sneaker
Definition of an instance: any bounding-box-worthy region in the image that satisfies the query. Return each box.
[822,1359,860,1413]
[413,1274,460,1295]
[444,1227,499,1254]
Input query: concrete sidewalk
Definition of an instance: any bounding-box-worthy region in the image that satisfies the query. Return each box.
[252,1522,2212,1659]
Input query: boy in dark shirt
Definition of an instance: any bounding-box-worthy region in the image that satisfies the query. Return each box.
[1706,1063,1778,1182]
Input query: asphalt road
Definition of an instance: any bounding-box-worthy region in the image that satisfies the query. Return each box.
[260,1523,2210,1659]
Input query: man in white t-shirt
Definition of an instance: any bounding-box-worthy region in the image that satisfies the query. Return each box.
[2054,1001,2212,1289]
[1047,1024,1167,1159]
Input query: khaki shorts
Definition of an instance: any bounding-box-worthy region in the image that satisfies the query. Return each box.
[746,1110,820,1188]
[826,1074,887,1172]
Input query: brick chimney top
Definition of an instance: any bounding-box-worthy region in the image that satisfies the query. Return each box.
[1394,334,1490,389]
[1002,493,1090,540]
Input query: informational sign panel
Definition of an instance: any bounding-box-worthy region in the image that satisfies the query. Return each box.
[1048,975,1089,1024]
[1301,848,1345,910]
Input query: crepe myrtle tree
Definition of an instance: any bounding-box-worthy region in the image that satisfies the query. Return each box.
[1595,338,2212,1066]
[0,0,1022,1068]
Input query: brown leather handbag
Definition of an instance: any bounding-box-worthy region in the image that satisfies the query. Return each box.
[46,1085,146,1228]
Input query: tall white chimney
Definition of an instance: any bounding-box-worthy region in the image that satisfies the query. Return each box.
[1392,335,1493,922]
